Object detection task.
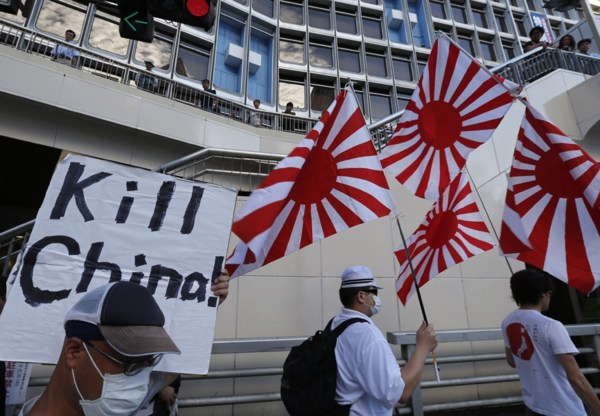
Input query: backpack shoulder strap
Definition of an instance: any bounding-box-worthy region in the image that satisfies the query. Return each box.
[329,317,368,337]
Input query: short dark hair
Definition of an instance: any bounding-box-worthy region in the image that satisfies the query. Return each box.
[202,78,210,83]
[510,268,552,306]
[253,99,260,104]
[339,287,377,308]
[286,102,293,107]
[578,38,592,48]
[65,29,76,37]
[529,26,544,37]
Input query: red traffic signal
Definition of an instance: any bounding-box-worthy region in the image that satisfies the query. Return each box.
[150,0,216,31]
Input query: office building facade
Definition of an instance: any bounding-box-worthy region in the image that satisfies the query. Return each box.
[1,0,595,124]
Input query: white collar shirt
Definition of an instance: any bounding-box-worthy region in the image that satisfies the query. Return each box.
[332,308,404,416]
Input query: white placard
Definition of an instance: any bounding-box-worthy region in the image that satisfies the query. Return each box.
[0,154,237,375]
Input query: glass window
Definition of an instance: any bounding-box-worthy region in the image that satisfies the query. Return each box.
[35,0,85,38]
[472,10,488,27]
[253,0,274,17]
[514,16,526,36]
[0,8,26,23]
[370,92,392,120]
[458,36,474,55]
[451,3,467,23]
[417,59,427,76]
[526,0,536,10]
[336,12,357,34]
[310,83,335,112]
[362,0,379,4]
[366,53,387,77]
[279,38,305,64]
[233,0,247,4]
[280,2,304,25]
[397,95,410,111]
[309,6,331,29]
[480,40,497,61]
[503,43,516,59]
[176,38,211,81]
[408,0,430,48]
[135,30,173,70]
[354,88,366,114]
[309,44,333,68]
[430,1,447,19]
[495,13,508,32]
[363,17,383,38]
[393,57,413,81]
[509,0,520,6]
[279,79,305,109]
[338,48,361,73]
[88,12,129,57]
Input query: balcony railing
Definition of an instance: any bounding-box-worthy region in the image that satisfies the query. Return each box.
[0,19,318,135]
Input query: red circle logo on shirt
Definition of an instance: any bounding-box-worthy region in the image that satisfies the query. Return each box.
[506,323,535,360]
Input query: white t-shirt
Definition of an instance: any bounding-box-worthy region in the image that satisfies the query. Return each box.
[333,308,405,416]
[501,309,585,416]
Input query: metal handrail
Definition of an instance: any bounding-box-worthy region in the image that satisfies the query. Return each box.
[0,19,318,135]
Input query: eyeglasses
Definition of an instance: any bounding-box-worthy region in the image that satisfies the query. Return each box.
[83,341,162,376]
[361,290,378,297]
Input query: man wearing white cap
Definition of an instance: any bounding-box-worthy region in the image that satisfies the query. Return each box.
[332,265,437,415]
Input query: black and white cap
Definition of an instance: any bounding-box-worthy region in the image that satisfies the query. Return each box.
[64,281,180,357]
[340,265,383,290]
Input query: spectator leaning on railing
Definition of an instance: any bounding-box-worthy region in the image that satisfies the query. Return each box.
[137,59,158,93]
[524,26,551,52]
[577,39,600,58]
[50,29,80,67]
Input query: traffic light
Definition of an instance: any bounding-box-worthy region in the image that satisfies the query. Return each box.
[118,0,155,42]
[150,0,216,31]
[0,0,19,15]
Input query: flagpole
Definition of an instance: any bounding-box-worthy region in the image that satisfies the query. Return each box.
[394,216,429,324]
[352,80,440,381]
[464,168,515,276]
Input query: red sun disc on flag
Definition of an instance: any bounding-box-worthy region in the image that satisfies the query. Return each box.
[380,36,514,200]
[501,105,600,293]
[227,88,396,277]
[395,171,495,304]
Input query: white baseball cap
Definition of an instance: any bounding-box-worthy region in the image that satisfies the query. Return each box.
[340,265,383,290]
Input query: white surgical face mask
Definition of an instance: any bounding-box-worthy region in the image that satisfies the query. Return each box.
[369,294,382,316]
[72,343,152,416]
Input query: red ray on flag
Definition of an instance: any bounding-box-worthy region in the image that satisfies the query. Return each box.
[225,87,396,278]
[499,104,600,294]
[395,172,495,304]
[379,35,515,200]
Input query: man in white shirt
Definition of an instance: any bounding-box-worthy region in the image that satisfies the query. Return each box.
[502,268,600,416]
[333,265,437,415]
[50,29,80,67]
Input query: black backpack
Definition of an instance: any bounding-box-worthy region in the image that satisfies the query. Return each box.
[280,317,368,416]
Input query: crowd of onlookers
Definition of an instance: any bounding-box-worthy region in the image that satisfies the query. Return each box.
[525,25,600,58]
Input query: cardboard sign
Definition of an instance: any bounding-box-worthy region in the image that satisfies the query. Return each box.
[0,155,237,374]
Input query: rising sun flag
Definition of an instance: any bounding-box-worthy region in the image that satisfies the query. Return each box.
[225,87,396,278]
[499,103,600,293]
[379,35,515,200]
[395,171,495,304]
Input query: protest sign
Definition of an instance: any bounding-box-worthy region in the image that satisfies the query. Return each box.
[0,154,237,374]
